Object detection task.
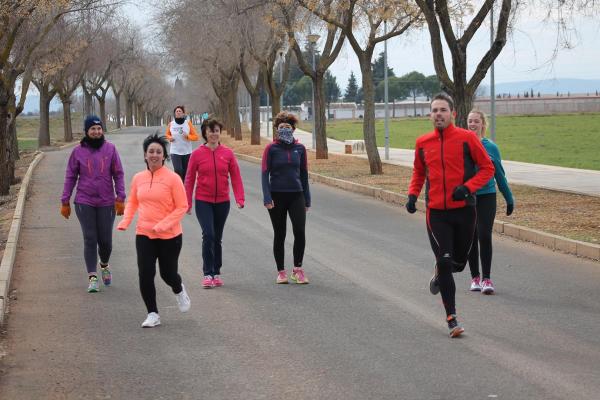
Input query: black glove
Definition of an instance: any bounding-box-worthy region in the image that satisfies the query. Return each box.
[506,203,514,216]
[452,185,470,201]
[406,194,417,214]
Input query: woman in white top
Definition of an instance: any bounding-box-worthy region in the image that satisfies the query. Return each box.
[165,105,199,181]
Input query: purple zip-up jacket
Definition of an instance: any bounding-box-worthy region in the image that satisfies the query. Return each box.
[61,141,126,207]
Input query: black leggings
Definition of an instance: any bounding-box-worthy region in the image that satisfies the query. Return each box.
[136,234,183,314]
[267,192,306,271]
[468,193,497,280]
[171,153,190,182]
[427,206,476,316]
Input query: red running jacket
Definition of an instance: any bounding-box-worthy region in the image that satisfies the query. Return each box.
[184,144,245,208]
[408,124,495,210]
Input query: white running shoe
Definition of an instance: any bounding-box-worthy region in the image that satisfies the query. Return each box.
[481,278,495,295]
[470,276,482,291]
[141,312,161,328]
[175,284,191,312]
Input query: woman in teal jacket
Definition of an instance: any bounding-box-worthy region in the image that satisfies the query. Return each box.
[467,110,514,295]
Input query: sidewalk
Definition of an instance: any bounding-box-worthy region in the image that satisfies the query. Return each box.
[261,124,600,197]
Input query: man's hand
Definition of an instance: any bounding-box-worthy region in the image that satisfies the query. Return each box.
[406,195,417,214]
[452,185,470,201]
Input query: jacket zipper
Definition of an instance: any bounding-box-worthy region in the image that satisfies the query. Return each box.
[440,131,447,209]
[212,150,218,202]
[287,147,291,163]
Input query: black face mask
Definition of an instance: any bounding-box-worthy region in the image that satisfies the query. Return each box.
[81,135,105,149]
[174,117,186,124]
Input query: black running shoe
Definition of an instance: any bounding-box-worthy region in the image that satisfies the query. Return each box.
[447,314,465,338]
[429,264,440,295]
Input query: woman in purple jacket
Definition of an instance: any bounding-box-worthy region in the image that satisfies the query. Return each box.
[61,115,126,292]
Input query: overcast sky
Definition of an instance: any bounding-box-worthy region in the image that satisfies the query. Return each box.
[124,3,600,91]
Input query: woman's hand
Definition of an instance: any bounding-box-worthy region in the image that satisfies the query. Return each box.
[265,201,274,210]
[236,202,244,209]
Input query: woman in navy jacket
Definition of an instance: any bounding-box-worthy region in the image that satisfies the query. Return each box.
[261,112,311,284]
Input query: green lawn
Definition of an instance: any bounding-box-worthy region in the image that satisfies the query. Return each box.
[325,114,600,170]
[16,112,117,150]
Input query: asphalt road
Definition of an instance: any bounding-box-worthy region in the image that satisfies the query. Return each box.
[1,127,599,399]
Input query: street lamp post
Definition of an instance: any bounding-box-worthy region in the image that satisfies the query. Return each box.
[307,33,320,150]
[278,51,284,110]
[490,4,496,142]
[384,20,390,160]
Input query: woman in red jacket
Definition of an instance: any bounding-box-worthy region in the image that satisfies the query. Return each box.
[184,118,245,288]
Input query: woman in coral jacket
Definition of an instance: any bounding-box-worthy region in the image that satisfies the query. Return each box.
[117,134,191,328]
[165,105,199,182]
[184,118,245,289]
[61,115,125,293]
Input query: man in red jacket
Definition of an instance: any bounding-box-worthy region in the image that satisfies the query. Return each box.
[406,93,495,338]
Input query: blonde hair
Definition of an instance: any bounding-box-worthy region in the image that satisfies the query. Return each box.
[468,109,488,137]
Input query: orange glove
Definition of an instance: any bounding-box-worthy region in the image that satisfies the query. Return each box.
[60,204,71,219]
[115,200,125,216]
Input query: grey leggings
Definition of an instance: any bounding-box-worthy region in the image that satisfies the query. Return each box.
[74,203,115,274]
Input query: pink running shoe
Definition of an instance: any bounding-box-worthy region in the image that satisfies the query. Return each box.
[202,276,215,289]
[481,278,495,295]
[290,267,309,284]
[276,270,289,284]
[213,275,223,287]
[470,276,482,291]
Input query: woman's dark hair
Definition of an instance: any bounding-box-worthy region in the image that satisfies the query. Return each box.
[200,118,224,142]
[273,111,298,129]
[142,133,170,166]
[174,105,185,114]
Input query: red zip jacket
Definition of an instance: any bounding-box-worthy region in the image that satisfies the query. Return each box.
[408,124,495,210]
[184,144,245,208]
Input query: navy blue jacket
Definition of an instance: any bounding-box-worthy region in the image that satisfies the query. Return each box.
[261,139,311,207]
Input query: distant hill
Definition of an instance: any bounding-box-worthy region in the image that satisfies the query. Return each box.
[491,79,600,96]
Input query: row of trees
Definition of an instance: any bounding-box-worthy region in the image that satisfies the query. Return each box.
[154,0,519,173]
[2,0,595,196]
[0,1,180,195]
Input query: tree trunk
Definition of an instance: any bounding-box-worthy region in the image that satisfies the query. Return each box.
[313,72,328,159]
[62,100,73,141]
[98,97,106,128]
[114,91,121,129]
[359,60,382,174]
[125,96,133,126]
[230,88,242,140]
[250,91,261,145]
[83,89,93,116]
[38,86,53,147]
[0,85,12,194]
[449,86,474,129]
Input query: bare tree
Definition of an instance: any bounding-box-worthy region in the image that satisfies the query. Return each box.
[0,0,116,194]
[280,3,346,159]
[299,0,421,174]
[414,0,512,127]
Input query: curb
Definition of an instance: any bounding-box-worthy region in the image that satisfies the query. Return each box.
[235,152,600,262]
[0,152,45,325]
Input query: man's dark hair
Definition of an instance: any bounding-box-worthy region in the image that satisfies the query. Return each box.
[174,105,185,114]
[200,118,224,142]
[142,133,170,165]
[431,92,454,111]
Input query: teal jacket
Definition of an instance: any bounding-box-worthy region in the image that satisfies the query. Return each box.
[477,138,514,205]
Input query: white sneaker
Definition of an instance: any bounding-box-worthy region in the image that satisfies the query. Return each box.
[470,276,482,291]
[175,284,191,312]
[141,312,161,328]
